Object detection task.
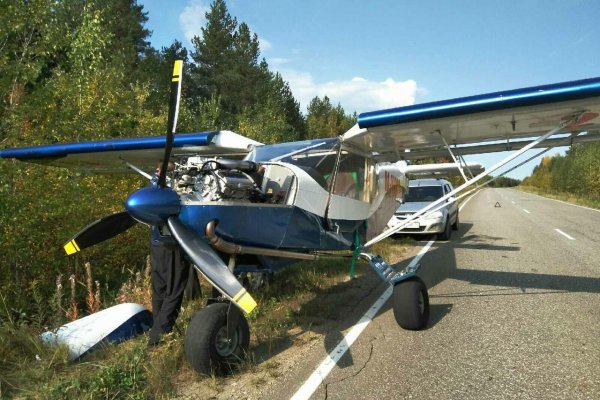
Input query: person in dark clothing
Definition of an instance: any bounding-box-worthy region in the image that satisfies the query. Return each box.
[148,228,188,346]
[148,228,203,346]
[184,263,202,300]
[148,161,202,346]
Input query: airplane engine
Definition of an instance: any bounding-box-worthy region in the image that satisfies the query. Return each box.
[196,170,256,201]
[173,158,263,203]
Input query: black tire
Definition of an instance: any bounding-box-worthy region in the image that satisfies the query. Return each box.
[451,212,459,231]
[392,277,430,330]
[438,218,451,241]
[184,302,250,375]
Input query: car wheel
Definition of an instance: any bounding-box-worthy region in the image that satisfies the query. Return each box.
[451,212,459,231]
[438,218,451,241]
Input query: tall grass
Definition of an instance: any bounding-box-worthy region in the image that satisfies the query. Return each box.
[0,237,414,398]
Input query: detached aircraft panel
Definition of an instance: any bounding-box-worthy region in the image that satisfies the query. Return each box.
[0,130,262,173]
[344,77,600,160]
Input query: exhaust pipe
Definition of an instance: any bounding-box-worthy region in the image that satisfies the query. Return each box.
[205,220,322,261]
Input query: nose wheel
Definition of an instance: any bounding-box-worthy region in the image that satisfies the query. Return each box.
[184,302,250,375]
[392,276,430,330]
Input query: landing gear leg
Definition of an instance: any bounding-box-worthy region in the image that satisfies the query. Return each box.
[359,253,430,330]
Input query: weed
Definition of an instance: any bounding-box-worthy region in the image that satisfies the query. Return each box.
[116,257,152,309]
[262,360,281,378]
[53,274,64,326]
[85,262,101,314]
[66,274,78,321]
[250,375,267,387]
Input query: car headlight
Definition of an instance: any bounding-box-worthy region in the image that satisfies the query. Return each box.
[423,210,443,221]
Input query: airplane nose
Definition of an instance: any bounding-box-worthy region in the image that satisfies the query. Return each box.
[125,186,180,225]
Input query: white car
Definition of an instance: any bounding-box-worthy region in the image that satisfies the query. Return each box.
[388,178,459,240]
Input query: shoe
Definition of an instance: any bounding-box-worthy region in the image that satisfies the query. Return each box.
[147,328,161,347]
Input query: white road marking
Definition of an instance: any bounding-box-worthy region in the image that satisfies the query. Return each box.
[555,228,575,241]
[459,190,481,212]
[523,209,531,214]
[290,240,436,400]
[512,189,600,213]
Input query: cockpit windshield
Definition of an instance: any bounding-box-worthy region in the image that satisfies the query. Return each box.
[246,138,338,163]
[277,140,339,189]
[246,138,373,200]
[405,186,443,202]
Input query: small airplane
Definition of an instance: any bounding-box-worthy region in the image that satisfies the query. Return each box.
[2,60,600,374]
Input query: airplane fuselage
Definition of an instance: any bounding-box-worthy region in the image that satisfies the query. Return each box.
[129,138,408,271]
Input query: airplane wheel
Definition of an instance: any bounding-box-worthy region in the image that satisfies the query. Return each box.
[184,303,250,375]
[452,212,459,231]
[392,277,429,330]
[438,218,451,241]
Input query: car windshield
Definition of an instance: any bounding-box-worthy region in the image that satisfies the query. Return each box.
[405,186,443,202]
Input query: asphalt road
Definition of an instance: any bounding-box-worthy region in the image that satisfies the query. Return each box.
[264,188,600,400]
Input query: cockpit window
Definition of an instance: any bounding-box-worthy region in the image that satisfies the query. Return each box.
[332,152,369,201]
[405,186,443,202]
[277,140,339,190]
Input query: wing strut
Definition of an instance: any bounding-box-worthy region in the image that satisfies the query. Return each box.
[458,155,475,179]
[438,131,469,183]
[364,115,581,247]
[392,136,571,230]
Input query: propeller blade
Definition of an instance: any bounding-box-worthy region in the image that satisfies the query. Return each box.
[167,217,257,314]
[158,59,183,187]
[63,211,137,255]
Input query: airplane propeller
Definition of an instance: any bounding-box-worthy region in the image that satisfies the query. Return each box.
[63,212,137,255]
[62,60,257,314]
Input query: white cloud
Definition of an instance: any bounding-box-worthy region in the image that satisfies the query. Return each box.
[259,38,272,52]
[268,57,290,66]
[277,69,419,114]
[179,0,272,53]
[179,0,209,44]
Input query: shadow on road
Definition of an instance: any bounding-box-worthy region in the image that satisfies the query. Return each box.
[246,217,599,371]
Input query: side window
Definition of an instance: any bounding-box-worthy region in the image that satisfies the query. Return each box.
[332,151,372,202]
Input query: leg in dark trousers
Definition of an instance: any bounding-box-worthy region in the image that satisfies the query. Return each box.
[184,263,202,300]
[149,244,189,346]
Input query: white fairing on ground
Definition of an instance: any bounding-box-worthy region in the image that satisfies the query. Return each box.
[40,303,152,360]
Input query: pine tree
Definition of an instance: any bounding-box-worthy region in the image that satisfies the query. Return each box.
[306,95,356,138]
[189,0,237,125]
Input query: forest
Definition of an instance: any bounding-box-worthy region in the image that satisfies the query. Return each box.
[0,0,356,328]
[521,143,600,205]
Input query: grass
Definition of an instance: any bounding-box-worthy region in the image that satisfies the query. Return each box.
[0,237,415,399]
[517,186,600,210]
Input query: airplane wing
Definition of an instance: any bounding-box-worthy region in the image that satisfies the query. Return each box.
[343,77,600,161]
[0,130,262,173]
[399,162,484,178]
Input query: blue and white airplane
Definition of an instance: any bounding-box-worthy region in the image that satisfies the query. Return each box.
[2,61,600,374]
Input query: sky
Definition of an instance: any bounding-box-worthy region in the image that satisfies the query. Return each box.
[140,0,600,179]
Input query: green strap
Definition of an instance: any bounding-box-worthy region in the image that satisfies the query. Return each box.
[349,229,361,279]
